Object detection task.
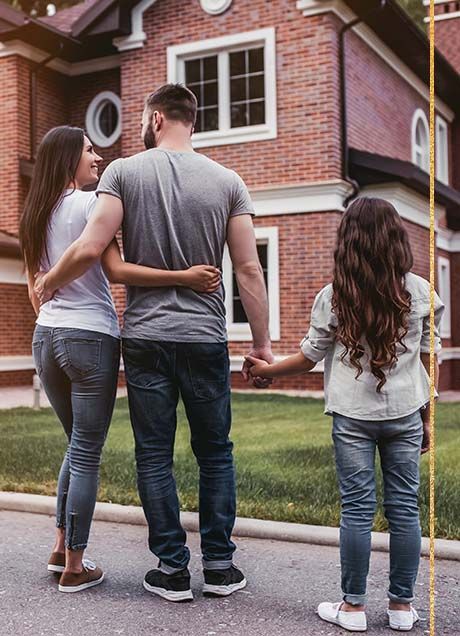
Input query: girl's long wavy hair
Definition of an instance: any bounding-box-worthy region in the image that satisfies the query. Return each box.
[19,126,85,273]
[332,197,413,392]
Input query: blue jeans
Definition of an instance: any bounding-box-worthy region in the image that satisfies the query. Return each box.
[122,339,236,573]
[332,411,423,605]
[32,326,120,550]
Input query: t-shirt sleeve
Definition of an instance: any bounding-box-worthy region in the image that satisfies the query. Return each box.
[420,291,445,354]
[84,192,98,221]
[96,159,123,200]
[300,287,336,363]
[230,173,255,217]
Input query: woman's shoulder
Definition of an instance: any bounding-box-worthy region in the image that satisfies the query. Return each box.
[405,272,430,300]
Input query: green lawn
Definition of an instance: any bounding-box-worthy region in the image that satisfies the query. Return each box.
[1,394,459,539]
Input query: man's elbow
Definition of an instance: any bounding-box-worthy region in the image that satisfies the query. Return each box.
[234,260,263,279]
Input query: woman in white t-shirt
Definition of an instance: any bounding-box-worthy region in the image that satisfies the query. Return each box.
[19,126,221,593]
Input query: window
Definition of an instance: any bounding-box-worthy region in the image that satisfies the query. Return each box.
[435,116,449,184]
[223,226,280,341]
[411,109,429,173]
[167,28,277,148]
[85,91,122,148]
[437,255,451,338]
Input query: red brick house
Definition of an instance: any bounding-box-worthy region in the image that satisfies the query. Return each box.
[0,0,459,391]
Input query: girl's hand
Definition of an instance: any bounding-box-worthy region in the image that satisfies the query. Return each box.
[244,354,271,378]
[421,406,431,454]
[182,265,221,293]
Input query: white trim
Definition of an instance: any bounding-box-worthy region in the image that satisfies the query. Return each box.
[439,348,460,362]
[435,115,449,185]
[0,258,26,285]
[423,0,458,5]
[229,355,324,372]
[113,0,159,51]
[224,226,280,342]
[438,255,452,338]
[437,228,460,253]
[85,91,122,148]
[251,180,350,216]
[0,41,121,76]
[200,0,233,15]
[411,108,430,173]
[296,1,454,122]
[167,28,277,148]
[0,356,35,372]
[424,11,460,22]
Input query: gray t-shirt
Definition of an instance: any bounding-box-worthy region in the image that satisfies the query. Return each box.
[97,148,254,342]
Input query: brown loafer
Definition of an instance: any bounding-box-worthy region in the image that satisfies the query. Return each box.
[48,552,65,573]
[58,560,104,593]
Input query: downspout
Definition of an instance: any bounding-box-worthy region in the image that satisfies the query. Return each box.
[339,1,387,207]
[29,43,63,161]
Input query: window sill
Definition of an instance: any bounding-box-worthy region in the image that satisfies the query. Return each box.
[192,124,277,148]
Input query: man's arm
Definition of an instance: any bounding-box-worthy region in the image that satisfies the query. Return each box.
[35,194,123,302]
[226,214,273,381]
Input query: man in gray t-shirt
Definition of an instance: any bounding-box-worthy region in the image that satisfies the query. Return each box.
[37,84,273,600]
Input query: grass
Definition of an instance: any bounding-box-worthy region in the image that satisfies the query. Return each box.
[1,394,459,539]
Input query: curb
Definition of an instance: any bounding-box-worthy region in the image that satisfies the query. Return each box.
[1,491,459,561]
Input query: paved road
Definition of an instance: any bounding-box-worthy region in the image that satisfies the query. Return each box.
[0,511,458,636]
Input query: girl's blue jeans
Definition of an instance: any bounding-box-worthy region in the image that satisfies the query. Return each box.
[32,325,120,551]
[332,410,423,606]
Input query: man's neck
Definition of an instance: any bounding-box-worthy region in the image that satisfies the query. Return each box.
[156,140,194,153]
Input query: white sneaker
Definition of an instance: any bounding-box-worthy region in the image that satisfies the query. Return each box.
[317,602,367,632]
[387,607,420,631]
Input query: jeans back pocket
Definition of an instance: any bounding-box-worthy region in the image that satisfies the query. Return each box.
[32,339,43,375]
[63,337,102,377]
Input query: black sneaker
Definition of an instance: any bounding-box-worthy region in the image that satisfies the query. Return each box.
[203,565,247,597]
[143,567,193,602]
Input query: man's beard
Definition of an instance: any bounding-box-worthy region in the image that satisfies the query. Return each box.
[143,124,156,150]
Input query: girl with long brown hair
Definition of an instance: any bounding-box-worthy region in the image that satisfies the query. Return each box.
[20,125,220,593]
[245,197,444,632]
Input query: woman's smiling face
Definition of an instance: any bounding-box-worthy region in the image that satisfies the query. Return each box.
[74,136,103,188]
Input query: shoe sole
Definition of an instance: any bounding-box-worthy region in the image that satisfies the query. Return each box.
[47,564,65,573]
[143,580,193,602]
[317,608,367,632]
[203,578,247,597]
[388,621,418,631]
[58,572,104,593]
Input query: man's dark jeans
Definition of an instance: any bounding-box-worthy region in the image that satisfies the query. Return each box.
[122,339,236,573]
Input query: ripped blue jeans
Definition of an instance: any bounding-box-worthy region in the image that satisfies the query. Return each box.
[32,326,120,550]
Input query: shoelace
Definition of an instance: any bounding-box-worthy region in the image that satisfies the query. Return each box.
[82,558,96,571]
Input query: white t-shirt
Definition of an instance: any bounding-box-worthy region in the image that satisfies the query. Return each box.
[36,189,120,338]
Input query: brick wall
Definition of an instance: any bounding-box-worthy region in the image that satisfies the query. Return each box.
[0,283,36,356]
[432,8,460,75]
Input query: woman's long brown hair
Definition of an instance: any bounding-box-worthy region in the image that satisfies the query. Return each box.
[19,126,85,273]
[332,197,413,392]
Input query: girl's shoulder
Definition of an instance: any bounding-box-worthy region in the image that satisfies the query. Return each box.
[405,272,430,301]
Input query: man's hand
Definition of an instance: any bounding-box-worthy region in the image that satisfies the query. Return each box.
[34,272,55,305]
[242,345,274,389]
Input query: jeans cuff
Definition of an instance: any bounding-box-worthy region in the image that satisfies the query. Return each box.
[202,558,233,570]
[159,561,187,575]
[66,542,87,551]
[388,591,414,604]
[343,593,367,606]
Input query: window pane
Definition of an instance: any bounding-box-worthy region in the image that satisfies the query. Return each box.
[249,100,265,126]
[203,81,218,106]
[231,102,247,128]
[249,74,265,100]
[188,83,201,104]
[230,77,246,102]
[99,102,118,137]
[185,59,201,83]
[249,47,264,73]
[230,50,246,76]
[203,107,219,132]
[232,243,268,323]
[203,55,218,80]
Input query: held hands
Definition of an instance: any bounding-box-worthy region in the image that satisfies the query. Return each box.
[242,346,274,389]
[183,266,221,293]
[34,272,54,305]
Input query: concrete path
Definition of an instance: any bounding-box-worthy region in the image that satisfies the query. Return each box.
[1,511,458,636]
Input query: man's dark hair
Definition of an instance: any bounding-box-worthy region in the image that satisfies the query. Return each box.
[145,84,197,126]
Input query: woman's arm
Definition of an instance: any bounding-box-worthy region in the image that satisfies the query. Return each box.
[101,239,221,293]
[245,352,316,378]
[27,270,40,316]
[419,352,439,454]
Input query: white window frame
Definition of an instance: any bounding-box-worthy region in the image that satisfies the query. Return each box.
[85,91,122,148]
[167,28,277,148]
[411,109,429,173]
[223,226,280,341]
[435,115,449,185]
[437,255,451,339]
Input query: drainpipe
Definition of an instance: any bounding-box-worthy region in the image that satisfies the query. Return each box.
[29,44,63,161]
[339,0,387,207]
